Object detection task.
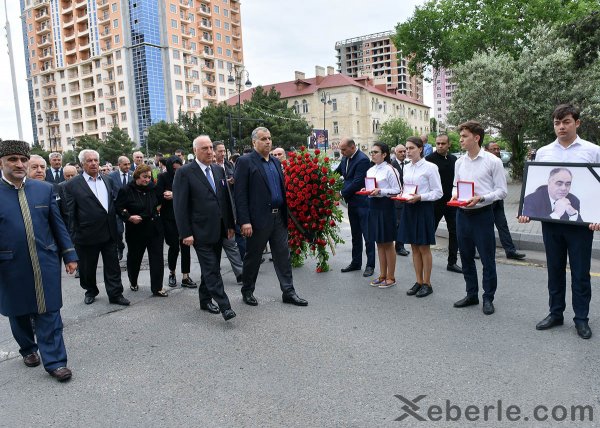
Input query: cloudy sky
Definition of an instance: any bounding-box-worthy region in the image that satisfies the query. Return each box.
[0,0,428,142]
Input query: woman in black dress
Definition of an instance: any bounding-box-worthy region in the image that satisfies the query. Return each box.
[156,156,197,288]
[116,164,167,297]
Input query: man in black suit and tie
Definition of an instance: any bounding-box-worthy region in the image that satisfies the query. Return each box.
[523,168,582,221]
[108,156,133,260]
[334,137,375,277]
[45,152,65,184]
[391,144,409,257]
[234,127,308,307]
[64,149,129,306]
[173,135,236,321]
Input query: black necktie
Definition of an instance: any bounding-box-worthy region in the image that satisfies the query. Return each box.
[122,173,127,187]
[54,169,60,181]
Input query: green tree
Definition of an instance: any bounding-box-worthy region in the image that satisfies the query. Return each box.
[76,134,101,152]
[199,102,236,149]
[393,0,596,77]
[146,121,190,155]
[562,10,600,68]
[177,108,205,148]
[446,27,587,179]
[29,143,50,161]
[377,117,414,147]
[99,126,135,164]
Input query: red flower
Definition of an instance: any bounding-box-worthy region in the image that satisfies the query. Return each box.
[321,167,328,173]
[300,145,306,151]
[330,220,336,227]
[315,149,321,155]
[324,157,330,162]
[329,178,336,185]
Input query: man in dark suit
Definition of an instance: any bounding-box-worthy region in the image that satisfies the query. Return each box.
[64,149,129,306]
[234,127,308,307]
[108,156,133,260]
[0,140,78,382]
[523,168,582,221]
[45,152,65,184]
[391,144,409,257]
[173,136,236,321]
[56,165,78,227]
[334,137,375,277]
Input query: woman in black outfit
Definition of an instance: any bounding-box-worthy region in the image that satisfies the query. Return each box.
[116,164,167,297]
[155,156,196,288]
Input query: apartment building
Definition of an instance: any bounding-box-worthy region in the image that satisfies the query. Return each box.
[335,31,423,103]
[226,66,430,150]
[432,67,456,128]
[20,0,244,151]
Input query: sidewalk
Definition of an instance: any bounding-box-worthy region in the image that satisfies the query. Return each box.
[436,179,600,257]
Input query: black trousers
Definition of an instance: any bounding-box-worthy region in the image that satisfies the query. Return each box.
[192,237,231,310]
[163,218,191,273]
[394,203,405,248]
[76,239,124,299]
[241,211,295,296]
[126,231,165,294]
[492,200,517,255]
[542,222,593,323]
[433,201,459,265]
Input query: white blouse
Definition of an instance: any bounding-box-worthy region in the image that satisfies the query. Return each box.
[402,158,443,202]
[366,162,401,196]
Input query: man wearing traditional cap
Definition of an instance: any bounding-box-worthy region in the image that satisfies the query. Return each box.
[0,140,78,382]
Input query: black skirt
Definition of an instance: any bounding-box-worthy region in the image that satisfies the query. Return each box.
[367,197,396,243]
[398,201,436,245]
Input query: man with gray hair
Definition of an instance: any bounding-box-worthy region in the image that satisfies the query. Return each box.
[64,149,129,306]
[234,127,308,307]
[45,152,64,184]
[28,155,47,181]
[132,151,144,171]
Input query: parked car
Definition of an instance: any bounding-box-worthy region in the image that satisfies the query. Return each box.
[500,150,512,165]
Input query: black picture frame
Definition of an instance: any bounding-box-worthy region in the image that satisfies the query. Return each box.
[518,162,600,225]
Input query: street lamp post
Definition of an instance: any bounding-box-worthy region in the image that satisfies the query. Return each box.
[227,66,252,144]
[320,91,332,151]
[67,137,76,162]
[143,128,149,159]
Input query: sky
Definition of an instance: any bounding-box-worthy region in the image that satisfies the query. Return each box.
[0,0,428,143]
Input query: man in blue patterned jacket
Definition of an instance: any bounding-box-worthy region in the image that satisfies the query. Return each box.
[0,140,78,382]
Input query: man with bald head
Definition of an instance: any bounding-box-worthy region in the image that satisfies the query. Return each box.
[28,155,47,181]
[271,147,286,162]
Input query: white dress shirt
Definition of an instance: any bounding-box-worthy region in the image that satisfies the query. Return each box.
[453,148,507,208]
[535,136,600,163]
[366,162,401,196]
[83,172,109,212]
[403,158,443,202]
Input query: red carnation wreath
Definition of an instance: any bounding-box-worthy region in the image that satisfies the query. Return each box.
[282,146,344,272]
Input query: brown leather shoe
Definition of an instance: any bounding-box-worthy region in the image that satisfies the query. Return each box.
[49,367,72,382]
[23,352,40,367]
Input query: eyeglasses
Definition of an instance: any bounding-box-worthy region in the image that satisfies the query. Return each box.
[370,151,381,155]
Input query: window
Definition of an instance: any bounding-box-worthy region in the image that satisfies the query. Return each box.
[215,19,221,28]
[332,98,337,111]
[333,121,339,134]
[225,49,231,57]
[61,84,66,92]
[223,9,228,17]
[356,120,360,133]
[218,74,224,82]
[173,50,180,59]
[112,3,118,12]
[121,112,127,121]
[113,19,119,28]
[217,47,223,54]
[302,99,308,113]
[116,65,123,75]
[119,97,125,106]
[175,80,182,90]
[293,101,299,114]
[219,87,225,96]
[118,81,124,90]
[176,95,184,105]
[171,19,177,28]
[224,22,230,30]
[218,60,224,69]
[114,34,120,44]
[63,97,67,106]
[64,111,69,118]
[216,33,221,41]
[225,35,230,44]
[65,124,70,132]
[115,50,121,60]
[169,3,176,12]
[214,5,219,13]
[172,35,179,44]
[100,118,106,126]
[174,65,181,75]
[97,88,103,97]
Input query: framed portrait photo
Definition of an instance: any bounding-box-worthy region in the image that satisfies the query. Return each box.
[518,162,600,225]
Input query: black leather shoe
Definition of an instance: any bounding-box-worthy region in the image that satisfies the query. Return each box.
[109,296,130,306]
[236,274,243,285]
[362,266,374,277]
[49,367,72,382]
[117,248,123,261]
[482,300,495,315]
[406,282,422,296]
[396,248,410,256]
[222,308,236,321]
[535,315,564,330]
[454,295,479,308]
[341,264,361,273]
[415,284,433,298]
[168,274,176,287]
[84,295,95,305]
[181,277,197,288]
[506,252,526,260]
[242,293,258,306]
[23,352,40,367]
[282,293,308,306]
[200,302,220,314]
[575,322,592,339]
[446,264,463,273]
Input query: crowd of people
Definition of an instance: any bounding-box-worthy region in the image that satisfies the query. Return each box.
[1,104,599,384]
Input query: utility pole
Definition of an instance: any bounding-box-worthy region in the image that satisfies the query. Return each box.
[4,0,23,140]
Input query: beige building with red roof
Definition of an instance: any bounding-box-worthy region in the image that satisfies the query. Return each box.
[227,66,430,150]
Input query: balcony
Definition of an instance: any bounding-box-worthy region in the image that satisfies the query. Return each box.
[65,45,77,56]
[99,28,111,39]
[79,41,91,51]
[201,63,214,71]
[197,5,211,17]
[179,0,190,9]
[64,31,76,42]
[198,20,211,30]
[202,78,216,87]
[184,73,195,82]
[69,83,80,93]
[78,26,89,37]
[181,29,193,39]
[42,77,55,87]
[37,24,51,35]
[85,110,97,118]
[83,96,96,105]
[72,111,83,119]
[98,12,110,24]
[106,106,118,113]
[203,92,216,100]
[233,44,242,52]
[232,31,241,40]
[63,18,74,29]
[75,0,87,9]
[231,19,241,27]
[33,0,49,9]
[39,49,53,60]
[97,0,109,9]
[40,64,54,74]
[38,36,52,47]
[105,91,117,99]
[43,90,57,99]
[82,80,94,90]
[35,10,49,21]
[201,35,213,45]
[81,67,93,76]
[180,13,191,24]
[200,50,214,59]
[76,12,88,23]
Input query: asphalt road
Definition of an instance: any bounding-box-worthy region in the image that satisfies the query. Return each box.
[1,225,599,427]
